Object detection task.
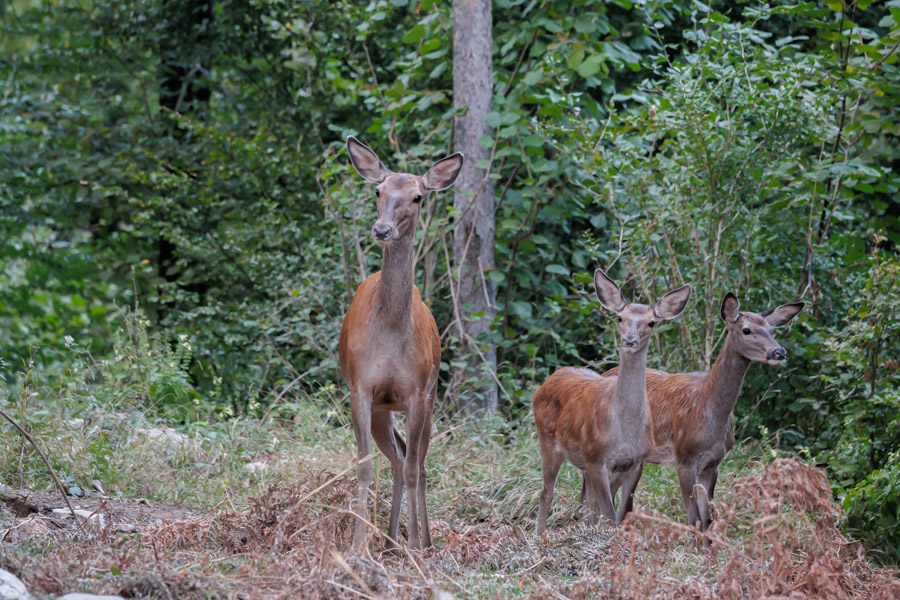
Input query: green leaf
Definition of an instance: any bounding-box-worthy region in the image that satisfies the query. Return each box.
[545,264,570,276]
[402,24,426,44]
[485,111,502,127]
[576,54,604,78]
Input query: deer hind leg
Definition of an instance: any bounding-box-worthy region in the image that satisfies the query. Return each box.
[350,389,374,553]
[616,462,644,524]
[403,396,427,550]
[536,441,564,535]
[575,473,589,520]
[584,463,617,526]
[371,411,405,552]
[677,463,701,531]
[696,466,718,532]
[415,404,434,548]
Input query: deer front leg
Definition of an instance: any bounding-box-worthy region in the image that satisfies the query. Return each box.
[403,396,426,550]
[584,463,617,526]
[616,462,644,524]
[350,389,374,553]
[371,411,405,552]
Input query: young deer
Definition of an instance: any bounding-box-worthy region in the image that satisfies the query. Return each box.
[601,293,804,533]
[532,269,691,534]
[340,136,463,552]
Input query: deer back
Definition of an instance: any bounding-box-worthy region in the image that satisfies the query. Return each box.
[534,367,628,462]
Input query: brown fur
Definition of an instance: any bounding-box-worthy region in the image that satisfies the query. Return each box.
[533,368,654,468]
[338,273,440,405]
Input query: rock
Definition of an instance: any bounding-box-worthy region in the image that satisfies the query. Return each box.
[114,523,137,534]
[58,595,125,600]
[50,508,106,528]
[0,568,32,600]
[432,591,459,600]
[136,426,188,447]
[244,461,269,474]
[68,485,84,497]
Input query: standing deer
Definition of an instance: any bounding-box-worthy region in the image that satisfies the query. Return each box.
[533,269,691,533]
[600,292,804,533]
[340,136,463,552]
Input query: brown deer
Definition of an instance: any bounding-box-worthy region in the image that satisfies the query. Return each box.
[340,136,463,552]
[600,292,804,533]
[533,269,691,533]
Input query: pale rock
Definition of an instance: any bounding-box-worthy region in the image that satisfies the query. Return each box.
[244,461,269,474]
[0,568,32,600]
[50,508,106,527]
[58,595,125,600]
[136,426,188,447]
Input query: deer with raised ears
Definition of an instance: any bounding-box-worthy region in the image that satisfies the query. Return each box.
[339,136,464,552]
[601,292,805,534]
[532,269,691,534]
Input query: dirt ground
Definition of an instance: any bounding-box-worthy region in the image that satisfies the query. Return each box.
[1,459,899,600]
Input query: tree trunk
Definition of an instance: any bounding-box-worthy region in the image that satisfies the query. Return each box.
[452,0,497,416]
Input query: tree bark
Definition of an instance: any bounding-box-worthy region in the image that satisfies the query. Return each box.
[452,0,497,415]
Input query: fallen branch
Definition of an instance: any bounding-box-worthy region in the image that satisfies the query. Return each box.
[0,407,76,518]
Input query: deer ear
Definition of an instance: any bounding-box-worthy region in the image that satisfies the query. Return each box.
[347,136,391,183]
[761,302,805,327]
[594,268,627,313]
[720,293,740,323]
[654,284,692,320]
[422,152,464,191]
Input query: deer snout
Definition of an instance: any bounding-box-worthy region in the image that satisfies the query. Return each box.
[768,347,787,362]
[622,334,639,348]
[372,224,393,241]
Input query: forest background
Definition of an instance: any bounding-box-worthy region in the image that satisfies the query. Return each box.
[1,0,899,563]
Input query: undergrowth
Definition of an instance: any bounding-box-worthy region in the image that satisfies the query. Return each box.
[1,319,899,598]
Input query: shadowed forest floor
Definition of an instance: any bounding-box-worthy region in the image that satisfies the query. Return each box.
[1,403,898,599]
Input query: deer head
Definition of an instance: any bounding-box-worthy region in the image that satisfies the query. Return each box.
[594,269,692,354]
[347,136,464,245]
[720,293,805,365]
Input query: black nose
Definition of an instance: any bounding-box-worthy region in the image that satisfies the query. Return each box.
[623,336,638,348]
[770,347,787,361]
[373,225,392,240]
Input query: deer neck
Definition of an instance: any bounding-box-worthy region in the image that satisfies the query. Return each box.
[373,236,415,332]
[704,333,752,425]
[613,345,650,422]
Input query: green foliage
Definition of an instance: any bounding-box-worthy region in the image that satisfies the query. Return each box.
[814,246,900,560]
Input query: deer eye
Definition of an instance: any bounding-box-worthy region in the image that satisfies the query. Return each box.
[648,321,656,328]
[617,316,622,323]
[413,194,422,203]
[742,327,751,335]
[375,189,380,197]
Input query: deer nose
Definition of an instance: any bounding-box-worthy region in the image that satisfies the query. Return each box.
[769,347,787,361]
[623,335,639,348]
[372,225,392,240]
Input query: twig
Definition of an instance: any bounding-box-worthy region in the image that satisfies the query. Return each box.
[0,408,76,518]
[325,579,377,600]
[330,549,377,597]
[259,364,327,424]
